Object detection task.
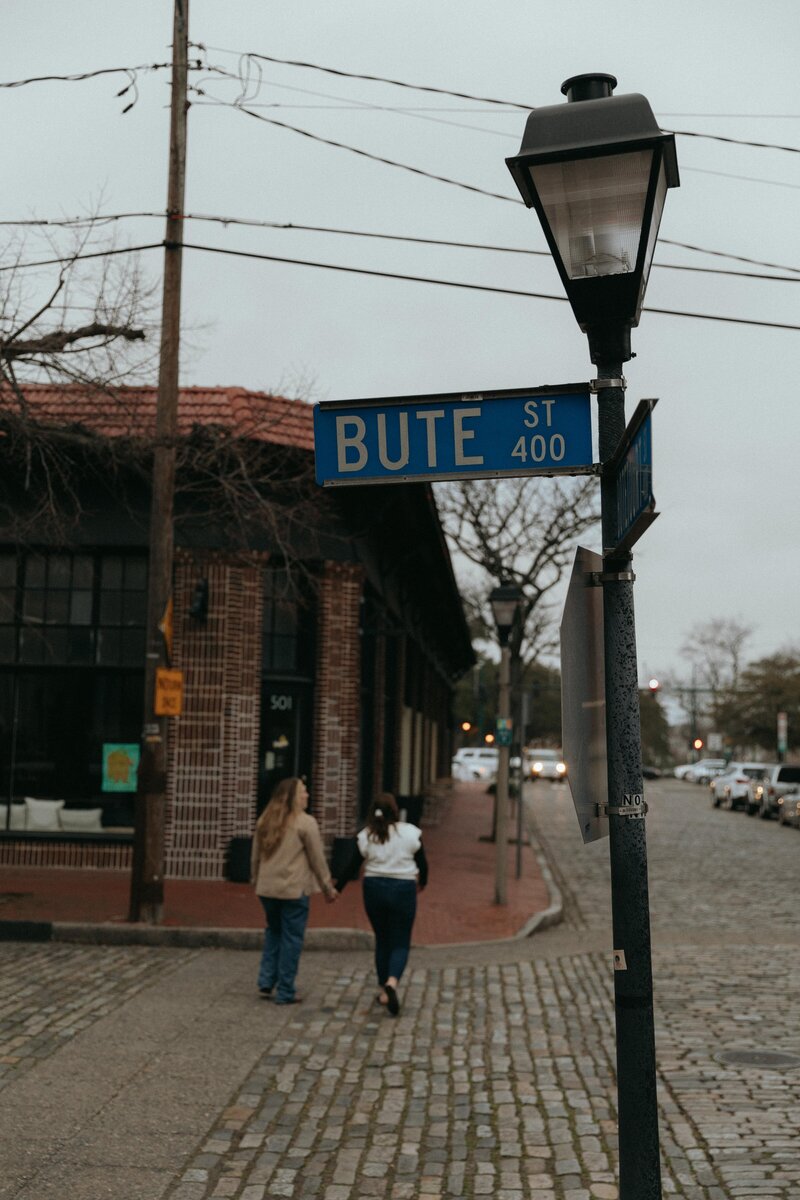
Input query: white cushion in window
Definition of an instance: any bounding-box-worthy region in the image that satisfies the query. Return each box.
[0,803,28,830]
[59,807,103,832]
[24,797,65,831]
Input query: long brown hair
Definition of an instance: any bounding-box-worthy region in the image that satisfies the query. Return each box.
[365,792,399,844]
[255,777,302,860]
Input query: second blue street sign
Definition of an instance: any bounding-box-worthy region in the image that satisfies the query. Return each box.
[314,384,594,487]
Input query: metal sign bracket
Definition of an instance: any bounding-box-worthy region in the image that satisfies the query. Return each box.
[589,570,636,585]
[590,376,627,392]
[598,798,649,819]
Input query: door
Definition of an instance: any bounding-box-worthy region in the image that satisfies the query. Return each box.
[258,682,312,815]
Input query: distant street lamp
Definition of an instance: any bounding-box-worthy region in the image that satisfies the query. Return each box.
[508,74,679,1200]
[489,583,524,906]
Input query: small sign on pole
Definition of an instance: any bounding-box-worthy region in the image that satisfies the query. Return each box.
[496,717,513,747]
[155,667,184,716]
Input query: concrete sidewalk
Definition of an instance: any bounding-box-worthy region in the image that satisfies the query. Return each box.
[0,781,560,947]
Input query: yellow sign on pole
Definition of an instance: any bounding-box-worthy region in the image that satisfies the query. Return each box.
[158,597,174,664]
[155,667,184,716]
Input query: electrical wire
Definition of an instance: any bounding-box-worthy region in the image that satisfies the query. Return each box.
[194,93,521,204]
[179,240,800,331]
[2,212,797,278]
[0,63,181,89]
[1,238,797,330]
[198,47,800,153]
[193,45,532,109]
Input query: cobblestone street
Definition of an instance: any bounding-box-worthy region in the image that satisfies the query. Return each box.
[2,777,800,1199]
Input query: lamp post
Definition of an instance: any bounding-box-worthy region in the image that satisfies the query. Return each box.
[508,74,679,1200]
[489,584,524,905]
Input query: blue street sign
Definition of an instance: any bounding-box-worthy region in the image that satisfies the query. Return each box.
[314,384,594,487]
[606,399,658,554]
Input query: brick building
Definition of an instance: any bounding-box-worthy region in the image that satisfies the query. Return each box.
[0,385,473,879]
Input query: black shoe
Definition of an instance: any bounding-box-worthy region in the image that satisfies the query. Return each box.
[384,984,400,1016]
[259,986,273,999]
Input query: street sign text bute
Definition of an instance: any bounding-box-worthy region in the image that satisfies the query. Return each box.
[314,384,594,487]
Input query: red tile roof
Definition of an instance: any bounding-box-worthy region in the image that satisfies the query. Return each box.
[0,384,315,451]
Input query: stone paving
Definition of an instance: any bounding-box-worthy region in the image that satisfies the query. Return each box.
[2,777,800,1199]
[0,942,191,1091]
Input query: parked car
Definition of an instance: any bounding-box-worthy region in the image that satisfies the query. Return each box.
[451,747,499,782]
[777,791,800,827]
[683,758,727,784]
[527,748,567,781]
[715,763,771,811]
[750,763,800,819]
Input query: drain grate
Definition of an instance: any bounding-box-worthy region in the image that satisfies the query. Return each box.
[718,1049,800,1069]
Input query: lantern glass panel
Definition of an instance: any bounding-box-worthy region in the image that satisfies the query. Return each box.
[530,148,654,280]
[640,158,667,294]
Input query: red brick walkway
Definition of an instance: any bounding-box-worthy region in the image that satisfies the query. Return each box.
[0,782,550,944]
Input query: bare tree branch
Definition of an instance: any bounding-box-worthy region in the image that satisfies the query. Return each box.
[434,473,600,670]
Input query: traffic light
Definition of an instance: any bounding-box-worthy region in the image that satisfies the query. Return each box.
[484,732,496,745]
[648,677,660,698]
[692,737,704,751]
[460,721,472,733]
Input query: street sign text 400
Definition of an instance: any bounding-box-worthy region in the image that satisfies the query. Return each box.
[511,433,567,464]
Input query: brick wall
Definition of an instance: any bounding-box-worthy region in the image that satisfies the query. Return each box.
[0,840,132,870]
[165,550,265,879]
[311,562,364,845]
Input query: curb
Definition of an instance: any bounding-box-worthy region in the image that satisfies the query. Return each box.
[0,920,374,951]
[0,797,562,951]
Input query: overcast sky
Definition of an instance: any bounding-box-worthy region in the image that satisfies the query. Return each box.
[3,1,798,684]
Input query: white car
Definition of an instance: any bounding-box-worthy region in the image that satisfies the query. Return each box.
[683,758,727,784]
[710,763,769,810]
[527,748,567,781]
[451,747,499,782]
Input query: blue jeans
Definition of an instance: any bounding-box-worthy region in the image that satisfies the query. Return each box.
[363,877,417,985]
[258,895,310,1003]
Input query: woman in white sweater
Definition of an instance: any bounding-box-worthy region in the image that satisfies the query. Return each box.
[338,792,428,1016]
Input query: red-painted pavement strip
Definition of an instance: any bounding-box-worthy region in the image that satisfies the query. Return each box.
[0,782,553,945]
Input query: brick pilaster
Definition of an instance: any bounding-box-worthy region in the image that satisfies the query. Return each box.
[311,562,364,845]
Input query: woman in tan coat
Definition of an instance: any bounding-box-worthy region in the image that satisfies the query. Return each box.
[251,777,337,1005]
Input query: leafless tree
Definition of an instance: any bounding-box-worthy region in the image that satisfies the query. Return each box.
[0,225,324,583]
[435,474,600,666]
[679,617,753,695]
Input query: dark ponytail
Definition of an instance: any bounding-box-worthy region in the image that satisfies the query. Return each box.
[366,792,399,844]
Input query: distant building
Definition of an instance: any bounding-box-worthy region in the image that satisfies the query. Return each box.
[0,385,473,879]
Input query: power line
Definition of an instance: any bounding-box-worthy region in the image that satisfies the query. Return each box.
[3,212,798,278]
[0,62,182,89]
[196,92,521,204]
[178,240,800,331]
[683,166,800,190]
[0,244,162,273]
[198,48,800,154]
[194,45,532,109]
[667,128,800,154]
[659,237,799,274]
[2,237,797,331]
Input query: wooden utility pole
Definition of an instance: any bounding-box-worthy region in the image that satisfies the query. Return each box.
[129,0,189,923]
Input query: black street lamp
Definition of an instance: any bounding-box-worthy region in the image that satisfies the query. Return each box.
[506,72,679,365]
[508,75,679,1200]
[489,584,524,905]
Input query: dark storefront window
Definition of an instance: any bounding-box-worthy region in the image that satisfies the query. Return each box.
[0,550,146,830]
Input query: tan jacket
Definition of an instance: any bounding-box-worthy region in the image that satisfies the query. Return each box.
[251,811,335,900]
